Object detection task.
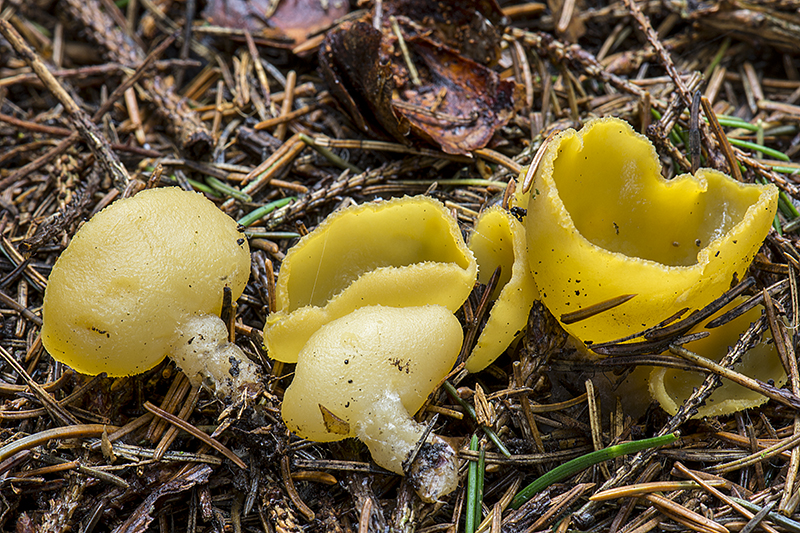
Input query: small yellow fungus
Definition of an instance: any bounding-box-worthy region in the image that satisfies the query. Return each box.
[650,301,787,417]
[466,207,537,372]
[282,305,463,502]
[264,196,477,363]
[523,117,778,345]
[41,187,261,398]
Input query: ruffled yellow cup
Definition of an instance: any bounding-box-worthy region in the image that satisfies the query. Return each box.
[650,301,787,417]
[523,117,778,346]
[466,207,538,372]
[265,196,477,363]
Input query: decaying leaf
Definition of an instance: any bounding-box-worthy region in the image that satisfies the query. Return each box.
[320,20,411,140]
[384,0,506,65]
[203,0,349,46]
[319,0,519,154]
[393,36,518,154]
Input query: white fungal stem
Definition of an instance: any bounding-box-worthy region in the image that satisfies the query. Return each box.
[354,391,459,502]
[171,314,262,399]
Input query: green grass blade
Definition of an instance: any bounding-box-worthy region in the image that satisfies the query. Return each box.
[238,197,295,227]
[465,435,479,533]
[510,433,678,509]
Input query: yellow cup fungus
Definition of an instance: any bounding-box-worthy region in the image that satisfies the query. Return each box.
[282,304,463,502]
[523,117,778,346]
[41,187,261,398]
[264,195,477,363]
[649,301,787,417]
[465,206,537,372]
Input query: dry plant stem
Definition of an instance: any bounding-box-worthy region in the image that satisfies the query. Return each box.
[148,373,190,443]
[154,386,201,461]
[668,344,800,410]
[2,237,47,289]
[143,401,247,469]
[245,30,270,107]
[590,480,726,501]
[764,289,800,512]
[275,71,297,141]
[672,462,780,533]
[62,0,212,155]
[315,137,472,163]
[256,102,324,130]
[259,159,427,229]
[622,0,691,106]
[474,148,523,175]
[281,455,315,522]
[358,497,372,533]
[577,315,766,523]
[609,462,661,533]
[506,27,645,100]
[224,133,303,204]
[585,379,610,479]
[0,373,105,420]
[525,483,594,532]
[645,493,727,533]
[0,369,71,395]
[0,19,130,190]
[508,38,534,112]
[34,450,130,488]
[701,96,743,182]
[708,431,800,475]
[0,33,175,188]
[0,288,41,326]
[715,431,791,460]
[89,413,154,451]
[0,346,79,426]
[0,424,113,463]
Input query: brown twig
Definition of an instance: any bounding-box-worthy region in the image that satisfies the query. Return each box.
[0,18,130,190]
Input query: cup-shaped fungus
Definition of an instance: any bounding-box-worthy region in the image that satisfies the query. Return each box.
[264,195,477,363]
[282,305,463,502]
[465,207,537,372]
[649,301,787,417]
[41,187,261,399]
[523,117,778,345]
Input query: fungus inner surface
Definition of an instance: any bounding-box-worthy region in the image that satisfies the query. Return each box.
[552,124,763,267]
[281,199,473,312]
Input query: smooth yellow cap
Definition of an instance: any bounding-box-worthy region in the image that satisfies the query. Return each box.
[41,188,251,376]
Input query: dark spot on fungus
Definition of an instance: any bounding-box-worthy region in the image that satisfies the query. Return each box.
[228,356,240,377]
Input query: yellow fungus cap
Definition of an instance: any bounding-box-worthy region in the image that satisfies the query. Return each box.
[41,188,251,377]
[524,117,778,345]
[649,301,787,417]
[466,206,538,372]
[282,305,462,444]
[264,196,477,363]
[282,304,463,500]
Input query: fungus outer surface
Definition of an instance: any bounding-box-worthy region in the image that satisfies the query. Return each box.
[649,301,786,417]
[265,196,477,363]
[466,206,537,372]
[281,305,462,474]
[523,117,778,345]
[41,187,251,377]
